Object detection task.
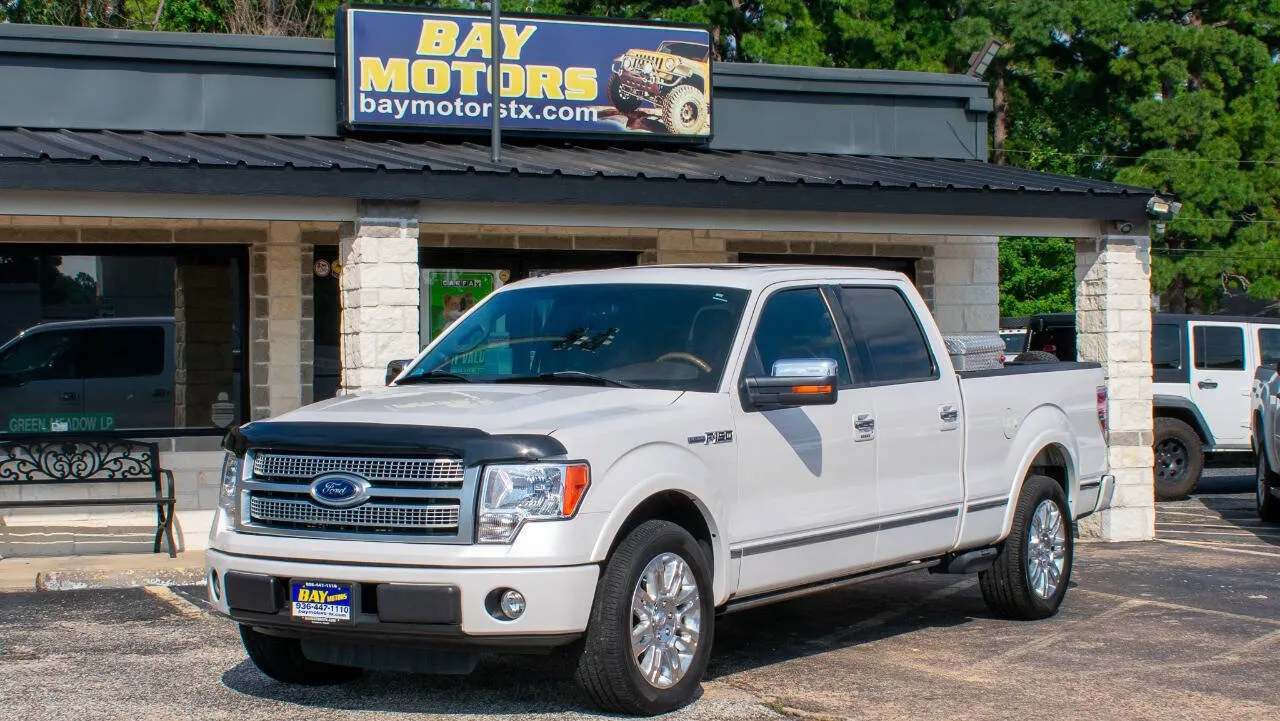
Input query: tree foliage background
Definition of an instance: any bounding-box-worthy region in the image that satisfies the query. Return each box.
[4,1,1279,315]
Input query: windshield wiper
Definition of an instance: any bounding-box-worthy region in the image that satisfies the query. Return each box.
[394,371,473,385]
[495,371,637,389]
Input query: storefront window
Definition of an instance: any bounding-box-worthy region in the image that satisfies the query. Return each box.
[0,247,246,435]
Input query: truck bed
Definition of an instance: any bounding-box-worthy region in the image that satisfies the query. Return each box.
[954,361,1108,549]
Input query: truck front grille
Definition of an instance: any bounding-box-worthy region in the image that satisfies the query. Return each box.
[238,451,474,543]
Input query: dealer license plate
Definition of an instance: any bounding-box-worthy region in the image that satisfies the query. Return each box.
[289,581,352,624]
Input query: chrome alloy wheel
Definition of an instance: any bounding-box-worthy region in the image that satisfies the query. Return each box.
[1025,499,1067,599]
[630,552,701,689]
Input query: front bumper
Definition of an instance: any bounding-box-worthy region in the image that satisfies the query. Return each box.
[205,549,599,644]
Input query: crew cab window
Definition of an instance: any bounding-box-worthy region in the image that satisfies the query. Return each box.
[1152,323,1183,370]
[79,327,165,379]
[745,288,852,386]
[837,286,937,383]
[1193,325,1245,370]
[1259,328,1280,367]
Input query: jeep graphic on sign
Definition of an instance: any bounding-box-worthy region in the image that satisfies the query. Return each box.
[608,39,711,135]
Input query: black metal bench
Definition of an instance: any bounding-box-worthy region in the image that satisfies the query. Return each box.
[0,436,177,557]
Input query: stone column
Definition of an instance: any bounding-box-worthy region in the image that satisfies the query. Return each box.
[1075,226,1155,541]
[173,259,235,427]
[932,236,999,335]
[339,202,421,393]
[266,222,305,415]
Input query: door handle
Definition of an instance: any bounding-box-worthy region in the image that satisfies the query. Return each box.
[152,388,171,398]
[60,391,78,401]
[940,405,960,424]
[1198,380,1219,389]
[854,414,876,441]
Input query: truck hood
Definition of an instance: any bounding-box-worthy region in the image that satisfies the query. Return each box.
[267,383,685,435]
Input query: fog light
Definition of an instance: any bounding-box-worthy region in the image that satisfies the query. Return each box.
[500,589,526,619]
[209,570,222,601]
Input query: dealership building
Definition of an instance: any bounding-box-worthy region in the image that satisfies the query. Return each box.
[0,12,1158,556]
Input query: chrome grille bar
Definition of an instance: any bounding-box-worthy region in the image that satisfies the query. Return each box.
[249,496,460,530]
[253,453,464,484]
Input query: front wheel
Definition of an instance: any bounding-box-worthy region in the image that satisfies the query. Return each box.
[979,475,1074,620]
[239,624,362,685]
[573,520,714,715]
[1257,449,1280,523]
[660,85,708,135]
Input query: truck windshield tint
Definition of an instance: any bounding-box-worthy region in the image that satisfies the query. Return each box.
[402,283,749,392]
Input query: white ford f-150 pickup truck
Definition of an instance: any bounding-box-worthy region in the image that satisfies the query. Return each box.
[207,265,1114,715]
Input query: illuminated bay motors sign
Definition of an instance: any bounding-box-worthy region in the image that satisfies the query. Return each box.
[336,6,713,139]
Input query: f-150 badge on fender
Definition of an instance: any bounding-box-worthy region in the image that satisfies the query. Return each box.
[688,430,733,445]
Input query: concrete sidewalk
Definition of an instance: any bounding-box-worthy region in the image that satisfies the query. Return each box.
[0,551,205,592]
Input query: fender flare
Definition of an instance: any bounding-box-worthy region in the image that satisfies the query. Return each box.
[1154,394,1215,447]
[586,444,731,605]
[998,406,1080,539]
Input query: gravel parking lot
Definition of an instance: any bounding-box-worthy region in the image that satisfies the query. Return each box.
[2,469,1277,721]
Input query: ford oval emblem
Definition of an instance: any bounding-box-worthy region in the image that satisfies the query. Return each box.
[309,472,370,509]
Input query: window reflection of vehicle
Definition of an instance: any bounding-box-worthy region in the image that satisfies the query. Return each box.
[402,283,750,392]
[0,317,174,431]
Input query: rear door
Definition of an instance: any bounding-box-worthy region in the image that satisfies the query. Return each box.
[834,283,964,565]
[79,325,172,430]
[1255,326,1280,452]
[1189,322,1252,449]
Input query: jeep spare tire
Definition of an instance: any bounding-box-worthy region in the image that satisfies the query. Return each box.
[608,75,643,113]
[661,85,707,135]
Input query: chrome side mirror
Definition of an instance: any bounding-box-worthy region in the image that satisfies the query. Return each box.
[744,357,840,409]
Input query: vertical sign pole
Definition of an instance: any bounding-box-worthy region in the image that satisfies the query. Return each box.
[490,1,502,164]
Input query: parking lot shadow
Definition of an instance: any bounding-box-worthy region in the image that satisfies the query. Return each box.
[1194,495,1280,548]
[219,573,991,714]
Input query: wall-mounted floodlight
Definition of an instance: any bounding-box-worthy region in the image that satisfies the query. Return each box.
[1146,196,1182,220]
[966,39,1004,77]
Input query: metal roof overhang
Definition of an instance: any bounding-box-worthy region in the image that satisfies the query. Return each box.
[0,130,1154,222]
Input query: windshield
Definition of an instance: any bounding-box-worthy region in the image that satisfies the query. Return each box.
[401,283,749,392]
[658,41,707,61]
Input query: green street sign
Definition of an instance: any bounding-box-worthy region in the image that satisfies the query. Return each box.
[7,413,116,434]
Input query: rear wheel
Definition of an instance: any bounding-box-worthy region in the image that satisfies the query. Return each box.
[979,475,1073,620]
[1257,448,1280,523]
[239,624,362,685]
[573,520,714,715]
[1154,417,1203,501]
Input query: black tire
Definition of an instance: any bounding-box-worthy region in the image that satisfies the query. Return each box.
[608,75,643,113]
[1012,350,1060,363]
[979,475,1074,620]
[573,520,714,715]
[1154,417,1204,501]
[239,624,362,685]
[1257,447,1280,523]
[660,85,708,135]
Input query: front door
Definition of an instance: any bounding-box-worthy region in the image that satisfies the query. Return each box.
[0,327,84,432]
[730,286,879,596]
[1189,322,1252,450]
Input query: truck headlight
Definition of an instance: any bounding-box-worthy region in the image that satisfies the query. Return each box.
[218,451,242,513]
[477,463,590,544]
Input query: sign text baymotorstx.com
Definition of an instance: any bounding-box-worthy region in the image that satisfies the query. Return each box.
[339,8,712,137]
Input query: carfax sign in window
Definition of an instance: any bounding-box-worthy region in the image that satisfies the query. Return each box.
[337,7,712,138]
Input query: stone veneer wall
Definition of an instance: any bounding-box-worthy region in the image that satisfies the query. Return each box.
[415,224,999,335]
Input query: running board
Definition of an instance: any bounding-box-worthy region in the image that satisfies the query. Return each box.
[720,559,941,614]
[929,547,998,575]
